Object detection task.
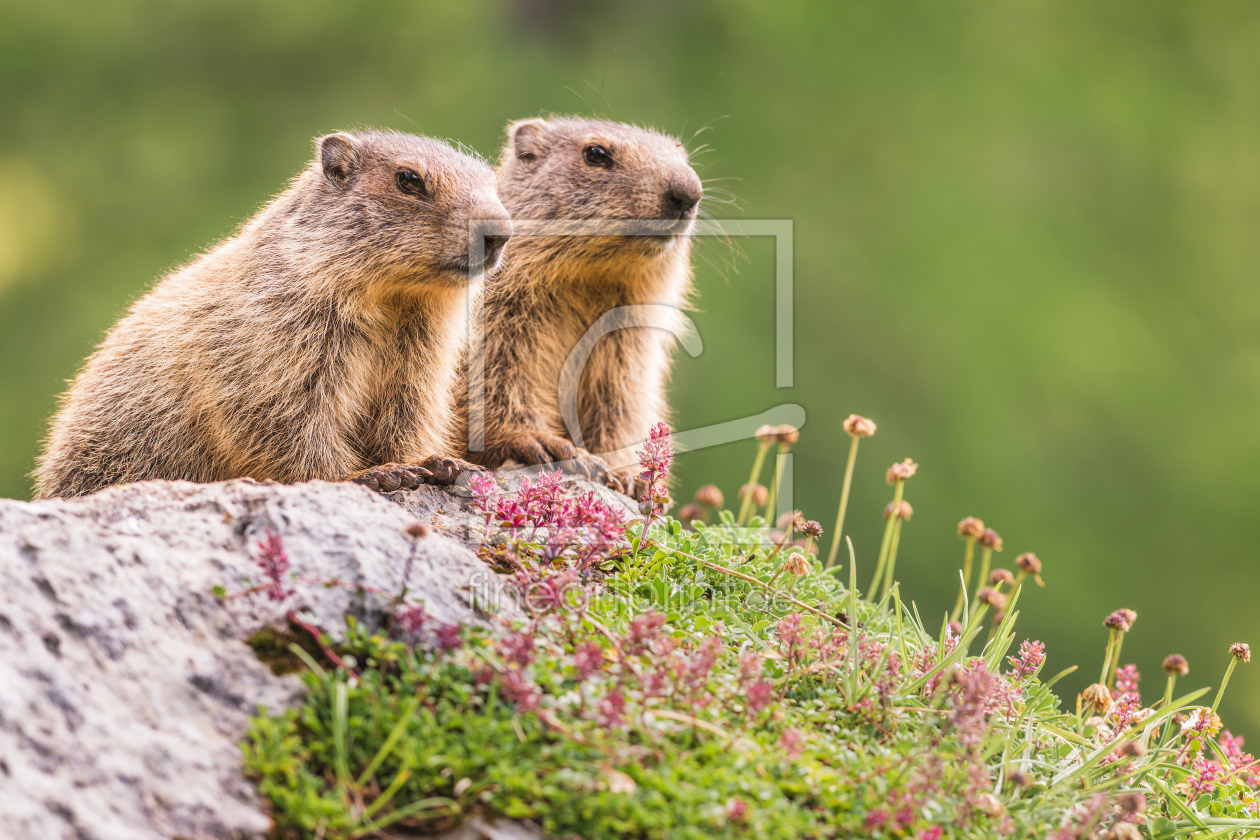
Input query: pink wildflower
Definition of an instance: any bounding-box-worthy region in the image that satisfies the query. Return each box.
[778,727,805,759]
[255,531,292,603]
[573,642,603,681]
[1007,639,1046,681]
[725,797,749,822]
[1115,664,1141,698]
[637,422,673,509]
[597,689,626,729]
[396,604,427,636]
[862,808,889,831]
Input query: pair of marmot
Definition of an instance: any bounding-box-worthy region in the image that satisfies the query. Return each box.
[32,118,703,500]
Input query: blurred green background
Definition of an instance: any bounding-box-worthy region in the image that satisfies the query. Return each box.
[2,1,1257,735]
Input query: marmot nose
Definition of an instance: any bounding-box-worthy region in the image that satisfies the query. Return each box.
[663,184,702,219]
[483,234,509,265]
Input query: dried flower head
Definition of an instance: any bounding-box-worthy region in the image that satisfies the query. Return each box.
[883,500,914,521]
[885,458,918,484]
[1115,792,1146,814]
[978,529,1003,551]
[1228,642,1251,663]
[957,516,985,538]
[755,424,777,446]
[1081,683,1113,715]
[677,503,704,524]
[989,568,1015,587]
[975,792,1006,817]
[1008,770,1032,789]
[693,484,724,509]
[739,483,769,507]
[404,522,428,539]
[775,424,800,446]
[800,520,824,538]
[1162,654,1189,677]
[842,414,877,438]
[1107,823,1143,840]
[977,587,1007,610]
[776,510,807,531]
[783,554,810,577]
[1118,740,1146,758]
[1103,609,1137,633]
[1015,552,1040,574]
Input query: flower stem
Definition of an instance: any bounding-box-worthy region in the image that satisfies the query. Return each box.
[737,443,770,525]
[880,516,905,599]
[950,536,976,622]
[763,444,788,523]
[1211,657,1241,717]
[970,547,993,613]
[1162,675,1176,709]
[1099,629,1117,685]
[867,479,904,598]
[1107,631,1127,691]
[825,436,861,570]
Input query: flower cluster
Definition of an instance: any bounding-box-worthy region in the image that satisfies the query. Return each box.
[637,421,674,512]
[473,469,629,583]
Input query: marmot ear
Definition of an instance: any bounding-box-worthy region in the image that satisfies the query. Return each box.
[507,119,551,164]
[317,133,359,185]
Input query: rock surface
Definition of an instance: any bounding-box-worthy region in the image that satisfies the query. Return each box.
[0,473,629,840]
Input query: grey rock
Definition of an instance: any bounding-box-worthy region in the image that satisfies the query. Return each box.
[0,478,506,840]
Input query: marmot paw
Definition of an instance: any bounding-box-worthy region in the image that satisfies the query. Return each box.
[492,431,611,482]
[349,462,433,493]
[414,454,481,486]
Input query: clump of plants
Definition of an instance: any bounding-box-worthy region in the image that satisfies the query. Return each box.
[231,419,1259,839]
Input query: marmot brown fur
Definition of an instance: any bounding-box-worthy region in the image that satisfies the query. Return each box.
[457,117,702,490]
[35,130,509,499]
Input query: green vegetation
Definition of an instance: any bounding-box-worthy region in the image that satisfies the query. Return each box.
[3,0,1258,733]
[239,427,1258,838]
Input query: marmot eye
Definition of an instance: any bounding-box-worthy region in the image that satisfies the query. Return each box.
[583,145,612,167]
[395,169,426,196]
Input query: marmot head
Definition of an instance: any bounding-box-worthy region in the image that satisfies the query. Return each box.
[304,130,511,289]
[496,117,703,265]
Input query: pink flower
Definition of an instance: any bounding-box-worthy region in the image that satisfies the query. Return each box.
[862,808,889,831]
[499,668,539,713]
[777,613,806,651]
[747,680,775,714]
[434,623,463,651]
[499,632,536,667]
[396,604,427,636]
[918,828,943,840]
[597,689,626,729]
[255,531,292,603]
[725,798,749,822]
[626,612,667,655]
[1115,664,1141,698]
[468,471,497,511]
[636,422,673,508]
[1007,640,1045,681]
[573,642,603,681]
[778,727,806,758]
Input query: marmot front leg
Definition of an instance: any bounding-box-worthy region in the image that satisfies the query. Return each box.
[349,455,481,492]
[476,430,610,482]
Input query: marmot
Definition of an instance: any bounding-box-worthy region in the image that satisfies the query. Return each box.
[458,117,703,490]
[34,130,509,499]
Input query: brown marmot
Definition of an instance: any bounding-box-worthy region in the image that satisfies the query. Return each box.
[34,130,509,499]
[457,117,703,491]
